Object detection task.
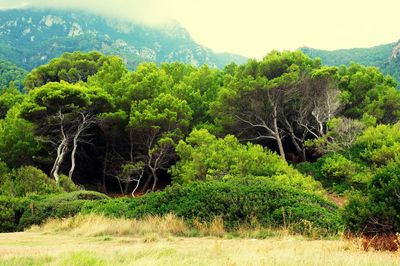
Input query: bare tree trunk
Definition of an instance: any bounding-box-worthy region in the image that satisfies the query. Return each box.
[288,131,306,162]
[100,144,108,194]
[141,175,153,193]
[272,106,285,160]
[151,169,158,192]
[68,134,79,180]
[68,113,93,180]
[124,182,130,195]
[116,177,124,195]
[51,143,68,184]
[131,169,144,197]
[50,110,68,185]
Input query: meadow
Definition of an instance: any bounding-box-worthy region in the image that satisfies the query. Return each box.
[0,215,399,266]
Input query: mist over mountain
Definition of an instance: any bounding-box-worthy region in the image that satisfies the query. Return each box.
[301,41,400,83]
[0,8,247,70]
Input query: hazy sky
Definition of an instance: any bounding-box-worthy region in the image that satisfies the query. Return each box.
[1,0,400,58]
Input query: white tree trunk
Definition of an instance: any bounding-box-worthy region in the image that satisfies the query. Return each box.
[50,110,68,185]
[68,113,92,180]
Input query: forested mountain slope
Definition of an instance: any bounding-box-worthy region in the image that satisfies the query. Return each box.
[0,8,247,70]
[301,41,400,82]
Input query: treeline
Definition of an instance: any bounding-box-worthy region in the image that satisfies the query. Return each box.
[1,50,400,238]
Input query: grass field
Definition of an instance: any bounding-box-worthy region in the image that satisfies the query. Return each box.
[1,232,399,266]
[0,214,399,265]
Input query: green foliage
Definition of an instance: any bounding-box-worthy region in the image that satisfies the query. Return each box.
[129,93,192,135]
[297,152,372,194]
[18,191,110,230]
[0,196,28,232]
[23,52,113,90]
[0,160,10,194]
[83,177,342,235]
[58,175,80,192]
[337,64,400,123]
[0,85,25,119]
[301,42,400,84]
[320,154,371,193]
[355,123,400,165]
[0,166,61,197]
[21,81,113,120]
[0,105,41,168]
[169,65,222,125]
[343,159,400,235]
[171,129,321,192]
[0,59,27,90]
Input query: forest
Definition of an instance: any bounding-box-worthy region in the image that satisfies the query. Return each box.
[1,50,400,251]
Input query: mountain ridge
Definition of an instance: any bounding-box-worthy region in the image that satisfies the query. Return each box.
[0,8,247,71]
[300,40,400,82]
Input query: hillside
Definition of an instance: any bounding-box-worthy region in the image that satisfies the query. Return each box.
[300,41,400,82]
[0,8,247,70]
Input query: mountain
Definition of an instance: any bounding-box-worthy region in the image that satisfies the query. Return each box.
[300,41,400,83]
[0,8,247,71]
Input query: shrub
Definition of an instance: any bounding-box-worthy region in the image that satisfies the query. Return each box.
[297,153,371,194]
[343,159,400,236]
[0,162,13,196]
[18,191,109,230]
[0,196,28,232]
[12,166,62,197]
[321,154,358,183]
[356,123,400,165]
[83,177,342,236]
[59,175,80,192]
[171,129,322,193]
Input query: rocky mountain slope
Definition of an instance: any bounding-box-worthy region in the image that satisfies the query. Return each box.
[0,8,247,70]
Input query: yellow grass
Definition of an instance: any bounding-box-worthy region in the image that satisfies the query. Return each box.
[0,232,399,265]
[0,215,398,265]
[28,213,298,239]
[29,213,191,238]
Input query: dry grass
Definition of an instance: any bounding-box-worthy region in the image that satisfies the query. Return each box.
[29,213,297,239]
[361,233,400,252]
[0,232,399,265]
[0,215,398,265]
[29,213,226,238]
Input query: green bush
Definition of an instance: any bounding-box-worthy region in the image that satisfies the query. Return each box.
[0,165,79,197]
[0,161,12,195]
[171,129,322,193]
[58,175,80,192]
[297,153,371,194]
[17,191,109,230]
[321,154,358,183]
[83,177,342,236]
[343,159,400,235]
[0,196,28,232]
[3,166,62,197]
[356,123,400,165]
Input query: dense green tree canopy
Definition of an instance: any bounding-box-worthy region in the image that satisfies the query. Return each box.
[0,105,41,169]
[24,52,117,91]
[0,60,27,90]
[0,85,25,119]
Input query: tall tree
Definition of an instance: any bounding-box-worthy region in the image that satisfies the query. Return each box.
[128,93,192,192]
[21,82,113,184]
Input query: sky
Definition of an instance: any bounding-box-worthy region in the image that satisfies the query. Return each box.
[0,0,400,58]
